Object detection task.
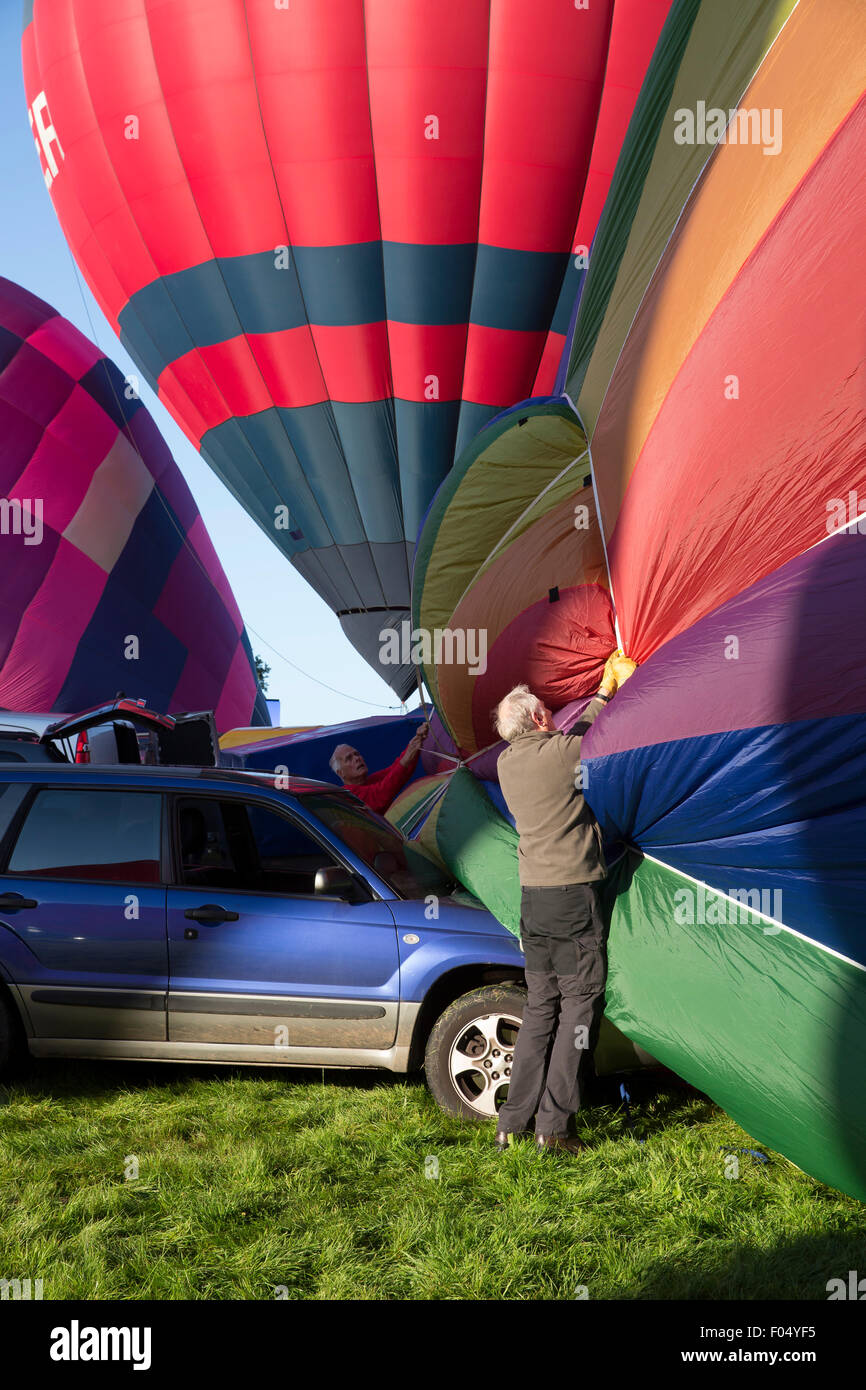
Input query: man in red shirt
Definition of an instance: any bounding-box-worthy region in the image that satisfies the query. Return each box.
[330,721,429,814]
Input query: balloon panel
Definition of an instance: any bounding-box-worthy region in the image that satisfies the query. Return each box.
[413,400,612,752]
[0,277,268,731]
[588,4,866,662]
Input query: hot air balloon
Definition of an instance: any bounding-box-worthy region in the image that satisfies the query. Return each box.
[21,0,672,697]
[411,0,866,1201]
[0,276,269,731]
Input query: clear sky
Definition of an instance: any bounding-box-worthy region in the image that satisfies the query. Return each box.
[2,5,417,728]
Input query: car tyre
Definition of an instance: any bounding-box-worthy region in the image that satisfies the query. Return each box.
[425,983,526,1122]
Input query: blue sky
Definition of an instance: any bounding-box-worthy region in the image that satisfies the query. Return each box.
[2,5,416,727]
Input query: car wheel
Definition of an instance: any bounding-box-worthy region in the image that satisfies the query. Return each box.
[424,983,525,1122]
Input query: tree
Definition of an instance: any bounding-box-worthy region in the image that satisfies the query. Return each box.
[254,654,270,693]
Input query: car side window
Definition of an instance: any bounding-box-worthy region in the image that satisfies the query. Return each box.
[0,784,30,848]
[174,797,342,897]
[176,797,239,890]
[6,789,162,884]
[243,802,340,896]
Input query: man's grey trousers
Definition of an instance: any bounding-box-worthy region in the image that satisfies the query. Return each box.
[496,881,607,1138]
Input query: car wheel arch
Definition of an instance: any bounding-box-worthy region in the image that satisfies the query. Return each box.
[406,964,525,1071]
[0,975,28,1074]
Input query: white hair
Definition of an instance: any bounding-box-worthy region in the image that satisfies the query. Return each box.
[329,744,350,776]
[494,684,542,742]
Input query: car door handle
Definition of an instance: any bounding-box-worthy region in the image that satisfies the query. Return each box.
[183,904,240,924]
[0,893,38,912]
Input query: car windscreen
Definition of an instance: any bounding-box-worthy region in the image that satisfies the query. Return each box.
[301,790,456,900]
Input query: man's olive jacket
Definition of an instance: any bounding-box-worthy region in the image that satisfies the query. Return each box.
[496,696,607,888]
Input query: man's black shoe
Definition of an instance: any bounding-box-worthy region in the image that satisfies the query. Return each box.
[494,1128,533,1151]
[535,1134,586,1156]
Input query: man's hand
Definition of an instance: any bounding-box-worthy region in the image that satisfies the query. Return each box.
[599,650,637,698]
[599,652,618,697]
[400,721,429,766]
[610,654,637,686]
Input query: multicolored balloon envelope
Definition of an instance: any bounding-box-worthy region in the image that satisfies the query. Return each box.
[21,0,672,698]
[0,277,269,731]
[413,0,866,1201]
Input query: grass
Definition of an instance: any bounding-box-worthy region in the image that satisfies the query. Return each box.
[0,1061,863,1300]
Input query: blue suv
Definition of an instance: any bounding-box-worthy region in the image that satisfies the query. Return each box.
[0,763,530,1121]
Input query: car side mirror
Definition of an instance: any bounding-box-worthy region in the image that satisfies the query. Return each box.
[314,865,359,900]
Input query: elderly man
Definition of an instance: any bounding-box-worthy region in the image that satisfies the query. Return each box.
[493,652,636,1156]
[330,721,429,814]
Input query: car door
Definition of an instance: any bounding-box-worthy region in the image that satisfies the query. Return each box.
[165,794,401,1050]
[0,783,168,1042]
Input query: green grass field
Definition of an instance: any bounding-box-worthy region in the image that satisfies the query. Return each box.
[1,1061,863,1301]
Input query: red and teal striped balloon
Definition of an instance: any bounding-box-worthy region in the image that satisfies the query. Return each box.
[21,0,672,697]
